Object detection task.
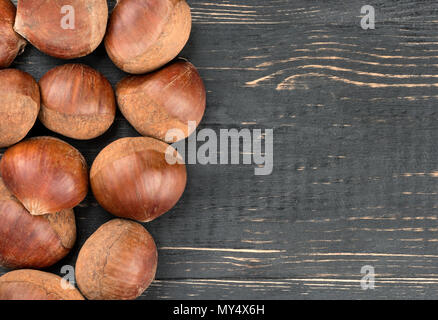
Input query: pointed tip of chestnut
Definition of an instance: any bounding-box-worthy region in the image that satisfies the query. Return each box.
[76,219,157,300]
[39,64,116,140]
[0,136,88,216]
[24,198,49,216]
[0,0,26,68]
[91,137,186,222]
[0,270,84,300]
[117,59,206,142]
[0,69,40,148]
[14,0,108,59]
[105,0,192,74]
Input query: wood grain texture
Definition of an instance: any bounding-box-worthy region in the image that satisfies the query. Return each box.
[1,0,438,299]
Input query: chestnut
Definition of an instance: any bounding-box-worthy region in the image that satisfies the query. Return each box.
[76,219,157,300]
[0,69,40,148]
[39,64,116,140]
[14,0,108,59]
[0,0,26,68]
[91,137,186,222]
[117,59,206,142]
[105,0,192,74]
[0,269,84,300]
[0,171,76,269]
[0,136,88,216]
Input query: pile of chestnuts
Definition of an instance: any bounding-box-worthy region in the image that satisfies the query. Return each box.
[0,0,206,300]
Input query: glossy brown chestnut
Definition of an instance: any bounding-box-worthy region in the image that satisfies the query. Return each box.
[0,0,26,68]
[0,269,84,300]
[0,137,88,216]
[39,64,116,140]
[14,0,108,59]
[105,0,192,74]
[91,137,186,222]
[117,59,206,142]
[0,69,40,148]
[76,219,157,300]
[0,171,76,269]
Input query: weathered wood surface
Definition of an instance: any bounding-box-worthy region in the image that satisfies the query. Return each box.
[2,0,438,299]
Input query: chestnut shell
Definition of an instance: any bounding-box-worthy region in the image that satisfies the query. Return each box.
[105,0,192,74]
[0,136,88,216]
[76,219,158,300]
[117,60,206,142]
[0,269,84,300]
[39,64,116,140]
[90,137,187,222]
[14,0,108,59]
[0,69,40,148]
[0,172,76,269]
[0,0,26,68]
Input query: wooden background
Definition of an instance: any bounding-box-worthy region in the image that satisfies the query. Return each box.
[2,0,438,299]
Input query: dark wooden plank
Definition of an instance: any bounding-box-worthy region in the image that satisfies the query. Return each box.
[2,0,438,299]
[140,277,438,300]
